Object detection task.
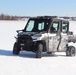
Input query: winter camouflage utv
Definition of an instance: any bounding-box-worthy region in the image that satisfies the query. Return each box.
[13,16,76,58]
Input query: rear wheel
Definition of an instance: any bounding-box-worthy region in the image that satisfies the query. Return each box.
[13,42,20,55]
[66,46,76,56]
[36,43,43,58]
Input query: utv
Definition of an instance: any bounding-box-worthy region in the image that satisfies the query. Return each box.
[13,16,76,58]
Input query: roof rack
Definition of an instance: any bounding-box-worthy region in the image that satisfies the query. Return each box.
[29,16,57,19]
[37,16,57,19]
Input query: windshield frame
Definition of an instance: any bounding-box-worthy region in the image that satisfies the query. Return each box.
[23,18,51,33]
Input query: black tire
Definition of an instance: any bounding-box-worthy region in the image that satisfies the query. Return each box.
[36,44,43,58]
[13,42,20,55]
[66,46,76,56]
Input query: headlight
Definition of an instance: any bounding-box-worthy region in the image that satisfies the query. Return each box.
[41,37,45,40]
[34,35,42,37]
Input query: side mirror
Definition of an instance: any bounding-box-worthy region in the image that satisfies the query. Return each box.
[67,31,73,35]
[16,29,24,33]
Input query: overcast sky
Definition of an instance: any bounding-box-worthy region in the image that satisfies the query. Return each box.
[0,0,76,16]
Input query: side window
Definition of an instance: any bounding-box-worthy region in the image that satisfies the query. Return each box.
[38,22,44,30]
[50,21,59,33]
[62,22,68,33]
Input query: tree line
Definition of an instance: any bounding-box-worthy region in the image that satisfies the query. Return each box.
[0,14,21,20]
[0,14,76,21]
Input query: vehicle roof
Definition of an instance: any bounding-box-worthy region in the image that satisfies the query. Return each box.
[29,16,69,22]
[30,16,57,19]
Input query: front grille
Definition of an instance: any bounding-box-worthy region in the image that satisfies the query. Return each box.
[18,35,33,46]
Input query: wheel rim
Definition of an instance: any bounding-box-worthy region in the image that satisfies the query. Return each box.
[71,48,75,56]
[38,44,43,51]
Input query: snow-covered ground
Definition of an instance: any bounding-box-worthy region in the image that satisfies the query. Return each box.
[0,20,76,75]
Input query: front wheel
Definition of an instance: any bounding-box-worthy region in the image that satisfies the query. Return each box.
[13,42,20,55]
[66,46,76,57]
[36,43,43,58]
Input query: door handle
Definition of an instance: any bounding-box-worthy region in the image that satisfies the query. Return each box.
[50,37,51,39]
[58,38,60,41]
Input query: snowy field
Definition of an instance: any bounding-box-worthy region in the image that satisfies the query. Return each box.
[0,20,76,75]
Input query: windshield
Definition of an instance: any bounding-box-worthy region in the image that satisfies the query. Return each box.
[24,19,50,32]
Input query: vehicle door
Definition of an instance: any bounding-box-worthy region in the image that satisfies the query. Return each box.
[48,20,61,52]
[58,21,69,51]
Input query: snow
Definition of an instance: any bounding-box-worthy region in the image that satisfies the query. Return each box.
[0,20,76,75]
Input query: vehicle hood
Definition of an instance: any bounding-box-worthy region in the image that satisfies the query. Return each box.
[18,32,47,41]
